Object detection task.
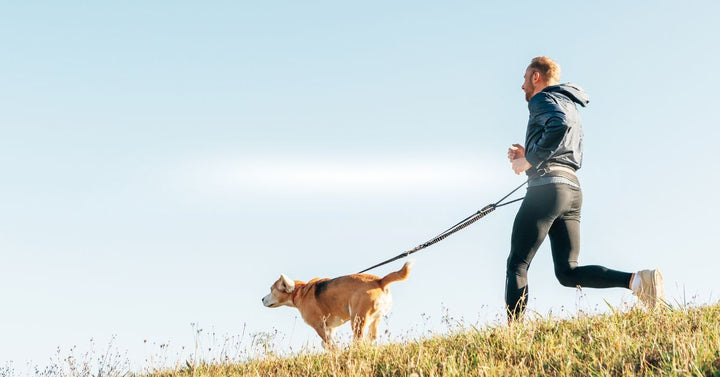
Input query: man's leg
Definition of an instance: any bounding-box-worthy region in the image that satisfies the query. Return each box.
[549,186,632,288]
[506,186,558,321]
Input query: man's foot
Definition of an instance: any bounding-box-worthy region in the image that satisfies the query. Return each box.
[632,269,664,309]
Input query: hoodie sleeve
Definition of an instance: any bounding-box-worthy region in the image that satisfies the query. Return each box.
[525,93,570,167]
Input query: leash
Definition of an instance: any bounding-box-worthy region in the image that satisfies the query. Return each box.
[358,179,529,274]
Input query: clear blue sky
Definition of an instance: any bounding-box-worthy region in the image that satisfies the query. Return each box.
[2,1,719,370]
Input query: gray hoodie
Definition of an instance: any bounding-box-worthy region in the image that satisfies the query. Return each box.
[524,83,590,178]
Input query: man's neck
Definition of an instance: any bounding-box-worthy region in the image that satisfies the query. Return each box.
[532,83,550,97]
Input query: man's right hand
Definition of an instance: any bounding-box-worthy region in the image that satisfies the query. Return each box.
[508,144,526,162]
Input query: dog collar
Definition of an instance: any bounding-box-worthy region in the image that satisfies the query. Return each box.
[291,284,303,304]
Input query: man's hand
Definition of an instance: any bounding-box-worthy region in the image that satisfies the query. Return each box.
[507,144,526,162]
[511,157,532,175]
[508,144,531,174]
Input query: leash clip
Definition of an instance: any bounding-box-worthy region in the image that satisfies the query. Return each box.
[538,167,549,177]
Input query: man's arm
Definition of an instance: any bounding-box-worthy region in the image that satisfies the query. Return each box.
[525,94,569,167]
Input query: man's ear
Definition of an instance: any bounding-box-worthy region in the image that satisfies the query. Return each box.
[532,70,541,83]
[279,274,295,293]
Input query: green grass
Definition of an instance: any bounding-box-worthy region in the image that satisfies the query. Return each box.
[146,304,720,377]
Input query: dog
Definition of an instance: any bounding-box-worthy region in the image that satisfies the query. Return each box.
[262,261,413,348]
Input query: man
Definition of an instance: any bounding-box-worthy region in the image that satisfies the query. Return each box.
[505,56,663,321]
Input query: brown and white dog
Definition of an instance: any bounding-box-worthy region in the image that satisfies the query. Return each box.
[262,261,413,348]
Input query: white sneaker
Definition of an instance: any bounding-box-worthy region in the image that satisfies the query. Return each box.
[632,269,664,309]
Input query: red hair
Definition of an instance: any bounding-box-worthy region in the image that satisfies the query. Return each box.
[529,56,561,84]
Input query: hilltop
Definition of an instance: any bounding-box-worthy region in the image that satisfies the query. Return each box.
[147,303,720,376]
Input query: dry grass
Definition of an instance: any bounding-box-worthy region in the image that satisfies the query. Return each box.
[4,304,717,376]
[145,303,720,377]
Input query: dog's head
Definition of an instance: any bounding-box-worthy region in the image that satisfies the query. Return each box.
[262,274,296,308]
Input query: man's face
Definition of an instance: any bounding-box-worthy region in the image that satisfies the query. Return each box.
[522,67,536,102]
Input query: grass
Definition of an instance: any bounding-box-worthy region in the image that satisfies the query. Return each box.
[4,303,719,376]
[147,303,720,377]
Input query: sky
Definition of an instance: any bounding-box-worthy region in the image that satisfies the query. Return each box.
[1,1,719,372]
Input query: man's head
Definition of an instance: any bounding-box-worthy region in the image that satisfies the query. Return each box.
[522,56,561,102]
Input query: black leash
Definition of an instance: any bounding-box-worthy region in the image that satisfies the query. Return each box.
[358,179,529,274]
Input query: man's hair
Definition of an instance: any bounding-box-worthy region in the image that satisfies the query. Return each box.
[528,56,561,84]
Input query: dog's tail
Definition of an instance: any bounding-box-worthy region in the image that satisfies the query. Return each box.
[379,260,414,289]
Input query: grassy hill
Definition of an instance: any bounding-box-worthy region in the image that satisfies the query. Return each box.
[147,304,720,376]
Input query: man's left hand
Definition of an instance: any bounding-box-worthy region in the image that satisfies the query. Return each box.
[511,158,532,175]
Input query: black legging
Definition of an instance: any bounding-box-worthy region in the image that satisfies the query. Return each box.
[505,182,632,321]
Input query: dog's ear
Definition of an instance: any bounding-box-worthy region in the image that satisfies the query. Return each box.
[279,274,295,293]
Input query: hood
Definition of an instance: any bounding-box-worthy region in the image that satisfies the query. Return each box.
[543,83,590,107]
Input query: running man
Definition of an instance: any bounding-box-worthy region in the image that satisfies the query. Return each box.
[505,56,663,321]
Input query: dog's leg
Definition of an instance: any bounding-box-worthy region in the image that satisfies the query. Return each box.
[351,313,368,342]
[325,327,338,350]
[313,321,339,351]
[369,317,381,340]
[312,324,331,348]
